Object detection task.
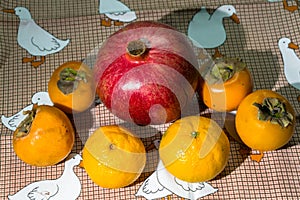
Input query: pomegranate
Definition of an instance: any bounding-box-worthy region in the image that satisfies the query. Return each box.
[94,21,200,125]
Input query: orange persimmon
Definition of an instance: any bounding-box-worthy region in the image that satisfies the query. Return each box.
[48,61,95,114]
[235,90,296,152]
[202,57,253,112]
[13,105,75,167]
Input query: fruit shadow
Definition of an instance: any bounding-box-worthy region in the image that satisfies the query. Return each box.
[69,102,102,154]
[69,103,163,184]
[158,8,281,91]
[213,83,300,180]
[157,8,286,178]
[273,85,300,148]
[217,111,250,180]
[71,8,291,182]
[195,111,250,181]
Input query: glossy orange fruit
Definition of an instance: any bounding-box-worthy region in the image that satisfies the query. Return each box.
[202,57,253,112]
[48,61,95,114]
[159,116,230,182]
[82,125,146,188]
[13,105,75,166]
[235,90,296,151]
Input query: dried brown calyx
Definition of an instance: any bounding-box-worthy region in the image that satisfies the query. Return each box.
[253,97,294,128]
[15,104,38,138]
[206,57,246,84]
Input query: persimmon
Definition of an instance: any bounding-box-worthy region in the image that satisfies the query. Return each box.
[13,105,75,167]
[235,90,296,161]
[159,116,230,182]
[202,57,253,112]
[48,61,95,114]
[82,125,146,188]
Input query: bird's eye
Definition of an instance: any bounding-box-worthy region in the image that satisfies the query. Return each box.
[37,98,40,100]
[19,9,21,12]
[228,8,231,11]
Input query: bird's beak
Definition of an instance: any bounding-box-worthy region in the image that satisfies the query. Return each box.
[2,9,15,14]
[230,13,240,24]
[288,42,299,50]
[79,160,84,168]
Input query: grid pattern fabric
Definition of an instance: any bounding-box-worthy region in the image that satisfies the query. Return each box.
[1,0,300,199]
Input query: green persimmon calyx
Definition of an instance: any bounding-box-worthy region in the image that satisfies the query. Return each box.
[206,57,246,84]
[253,97,294,128]
[57,67,87,95]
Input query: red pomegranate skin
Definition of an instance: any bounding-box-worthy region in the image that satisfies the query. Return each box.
[94,21,200,125]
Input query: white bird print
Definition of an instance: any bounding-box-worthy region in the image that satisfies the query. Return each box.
[3,7,70,68]
[136,140,218,200]
[188,5,240,58]
[7,154,82,200]
[99,0,137,27]
[278,37,300,90]
[136,161,218,200]
[135,170,173,199]
[1,91,53,131]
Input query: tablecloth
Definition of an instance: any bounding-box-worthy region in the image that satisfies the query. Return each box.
[1,0,300,199]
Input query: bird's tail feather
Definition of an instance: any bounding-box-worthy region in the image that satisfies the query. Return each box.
[1,115,7,123]
[61,39,70,48]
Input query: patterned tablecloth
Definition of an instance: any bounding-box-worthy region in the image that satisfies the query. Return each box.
[1,0,300,199]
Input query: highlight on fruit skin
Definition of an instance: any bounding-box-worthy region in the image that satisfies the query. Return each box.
[82,125,147,188]
[13,104,75,167]
[159,115,230,183]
